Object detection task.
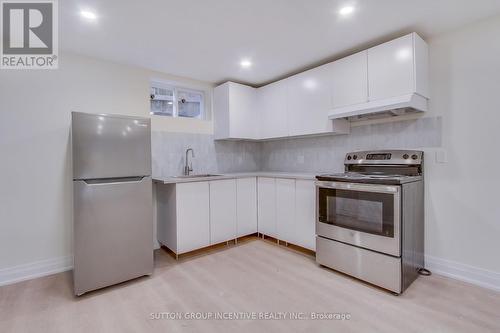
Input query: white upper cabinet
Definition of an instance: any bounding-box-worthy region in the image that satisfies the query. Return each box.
[331,51,368,109]
[214,82,258,140]
[258,80,288,139]
[287,63,337,136]
[368,33,429,101]
[215,76,348,140]
[214,33,429,138]
[329,32,429,119]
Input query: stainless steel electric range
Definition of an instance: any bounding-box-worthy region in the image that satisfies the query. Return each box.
[315,150,424,294]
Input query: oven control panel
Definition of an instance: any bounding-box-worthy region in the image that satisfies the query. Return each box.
[344,150,423,165]
[366,153,392,160]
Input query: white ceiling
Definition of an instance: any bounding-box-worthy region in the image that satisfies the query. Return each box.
[60,0,500,86]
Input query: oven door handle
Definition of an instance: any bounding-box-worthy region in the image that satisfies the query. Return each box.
[315,181,399,194]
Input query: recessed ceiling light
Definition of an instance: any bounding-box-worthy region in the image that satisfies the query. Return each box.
[80,10,97,20]
[240,59,252,69]
[339,6,355,16]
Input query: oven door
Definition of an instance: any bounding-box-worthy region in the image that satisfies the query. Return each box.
[316,181,401,257]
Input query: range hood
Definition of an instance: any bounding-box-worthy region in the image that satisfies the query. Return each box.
[328,93,428,122]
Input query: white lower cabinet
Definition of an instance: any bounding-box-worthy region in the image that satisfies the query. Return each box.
[294,180,316,251]
[175,182,210,254]
[257,177,316,251]
[276,179,296,242]
[209,179,237,244]
[236,177,258,237]
[257,177,277,237]
[158,176,316,255]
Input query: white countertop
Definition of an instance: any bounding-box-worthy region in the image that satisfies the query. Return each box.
[153,171,317,184]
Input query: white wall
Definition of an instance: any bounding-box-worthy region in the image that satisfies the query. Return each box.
[423,15,500,284]
[0,52,213,282]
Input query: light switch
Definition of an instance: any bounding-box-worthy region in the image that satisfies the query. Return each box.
[297,154,305,164]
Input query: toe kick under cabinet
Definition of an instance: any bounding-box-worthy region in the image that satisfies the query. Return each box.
[156,176,316,256]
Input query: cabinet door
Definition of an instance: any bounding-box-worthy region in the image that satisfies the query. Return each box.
[294,180,316,251]
[257,177,276,237]
[214,82,258,140]
[276,178,296,243]
[236,177,257,237]
[287,63,334,136]
[368,34,415,101]
[331,51,368,109]
[213,83,230,140]
[210,179,237,244]
[229,83,258,139]
[176,182,210,254]
[258,80,288,139]
[73,177,153,295]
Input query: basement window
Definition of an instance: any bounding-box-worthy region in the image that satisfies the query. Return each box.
[150,81,205,119]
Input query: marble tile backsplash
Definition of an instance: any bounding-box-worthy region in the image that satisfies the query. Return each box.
[152,116,442,178]
[260,116,442,173]
[151,132,261,178]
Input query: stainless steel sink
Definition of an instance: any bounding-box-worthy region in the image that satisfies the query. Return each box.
[174,174,222,179]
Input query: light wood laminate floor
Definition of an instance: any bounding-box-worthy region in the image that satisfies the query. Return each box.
[1,237,499,333]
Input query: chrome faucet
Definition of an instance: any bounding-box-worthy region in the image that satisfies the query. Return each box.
[184,148,195,176]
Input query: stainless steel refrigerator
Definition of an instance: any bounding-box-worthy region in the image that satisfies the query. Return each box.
[72,112,153,296]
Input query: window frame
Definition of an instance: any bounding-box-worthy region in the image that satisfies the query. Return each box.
[150,80,206,120]
[150,83,175,117]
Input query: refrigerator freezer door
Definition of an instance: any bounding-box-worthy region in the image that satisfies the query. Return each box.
[73,176,153,295]
[72,112,151,180]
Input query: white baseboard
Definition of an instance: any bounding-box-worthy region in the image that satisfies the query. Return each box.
[0,256,73,287]
[425,255,500,292]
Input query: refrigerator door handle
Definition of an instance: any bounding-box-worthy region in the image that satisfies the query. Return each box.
[80,176,148,185]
